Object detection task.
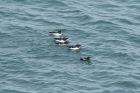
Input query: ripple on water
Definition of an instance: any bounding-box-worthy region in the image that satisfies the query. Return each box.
[0,0,140,93]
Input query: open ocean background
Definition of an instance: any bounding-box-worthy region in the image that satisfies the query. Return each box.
[0,0,140,93]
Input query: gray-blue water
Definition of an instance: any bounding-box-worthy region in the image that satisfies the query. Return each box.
[0,0,140,93]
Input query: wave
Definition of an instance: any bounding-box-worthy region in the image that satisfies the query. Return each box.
[59,9,81,14]
[33,18,65,26]
[115,18,140,25]
[97,3,119,9]
[0,89,30,93]
[81,20,117,26]
[0,32,13,38]
[102,80,139,89]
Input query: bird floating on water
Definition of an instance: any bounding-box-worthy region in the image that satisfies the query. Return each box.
[80,57,91,61]
[56,41,69,45]
[49,30,62,36]
[54,37,68,42]
[68,44,81,50]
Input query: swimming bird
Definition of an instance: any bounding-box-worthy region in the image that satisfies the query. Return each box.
[49,30,62,36]
[56,41,69,45]
[68,44,81,50]
[54,37,68,42]
[80,57,91,61]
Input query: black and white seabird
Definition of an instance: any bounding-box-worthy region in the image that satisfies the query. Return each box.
[80,57,91,61]
[56,41,69,45]
[49,30,62,36]
[54,37,68,42]
[68,44,81,50]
